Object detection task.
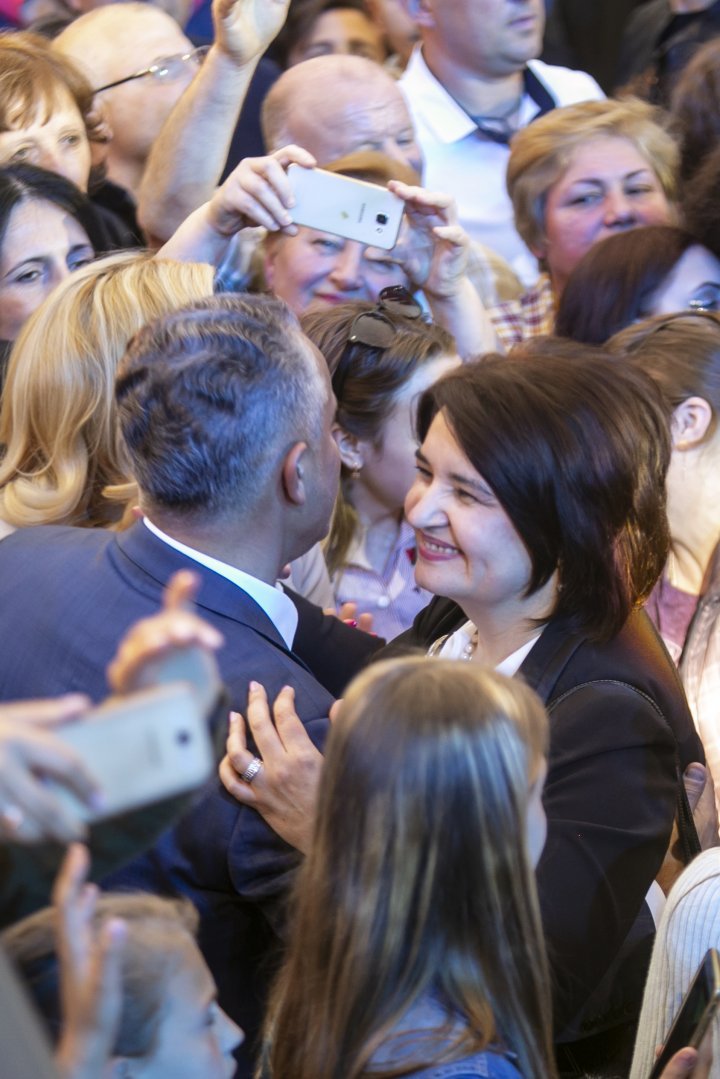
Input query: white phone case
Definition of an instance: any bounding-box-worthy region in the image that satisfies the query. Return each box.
[52,682,214,822]
[287,164,404,251]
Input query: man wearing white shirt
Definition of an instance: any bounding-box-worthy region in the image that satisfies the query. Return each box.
[399,0,604,285]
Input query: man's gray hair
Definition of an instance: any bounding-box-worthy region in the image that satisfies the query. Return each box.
[116,293,326,518]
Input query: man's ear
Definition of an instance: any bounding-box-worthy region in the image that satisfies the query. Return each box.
[402,0,434,29]
[332,426,364,471]
[671,396,713,450]
[282,442,308,505]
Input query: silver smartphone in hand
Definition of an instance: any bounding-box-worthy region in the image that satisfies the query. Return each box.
[287,164,404,250]
[51,682,214,822]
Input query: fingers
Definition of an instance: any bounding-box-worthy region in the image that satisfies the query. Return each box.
[683,761,707,813]
[245,681,285,755]
[271,686,310,752]
[432,224,468,249]
[328,698,344,725]
[0,694,91,727]
[162,569,199,614]
[52,842,90,910]
[0,723,101,841]
[107,608,223,695]
[53,844,97,981]
[271,144,317,171]
[219,752,258,805]
[221,711,260,803]
[219,147,316,234]
[389,180,456,221]
[660,1048,700,1079]
[226,710,249,761]
[356,612,374,633]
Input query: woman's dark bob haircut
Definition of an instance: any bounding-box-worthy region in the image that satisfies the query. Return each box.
[415,342,671,642]
[555,226,698,345]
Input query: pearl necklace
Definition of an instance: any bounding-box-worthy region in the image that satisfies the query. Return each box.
[460,627,480,661]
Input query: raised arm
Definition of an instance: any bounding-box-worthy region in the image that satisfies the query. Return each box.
[156,144,315,265]
[138,0,291,245]
[388,180,502,359]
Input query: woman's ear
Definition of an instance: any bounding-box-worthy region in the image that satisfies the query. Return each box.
[671,396,713,450]
[332,426,364,471]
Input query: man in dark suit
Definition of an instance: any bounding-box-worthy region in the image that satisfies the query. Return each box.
[0,293,370,1074]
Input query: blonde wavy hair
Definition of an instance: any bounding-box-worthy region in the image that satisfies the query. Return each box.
[0,252,215,530]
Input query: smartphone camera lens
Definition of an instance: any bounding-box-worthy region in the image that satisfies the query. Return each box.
[176,730,192,745]
[376,213,388,225]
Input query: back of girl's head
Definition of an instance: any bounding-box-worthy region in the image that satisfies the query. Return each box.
[267,658,554,1079]
[609,312,720,443]
[301,301,454,574]
[0,253,215,528]
[2,892,199,1056]
[555,226,698,345]
[417,346,671,640]
[301,301,454,440]
[0,163,103,253]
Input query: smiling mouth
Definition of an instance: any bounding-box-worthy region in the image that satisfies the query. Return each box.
[416,532,461,560]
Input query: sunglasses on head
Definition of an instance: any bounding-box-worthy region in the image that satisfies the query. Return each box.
[331,287,423,399]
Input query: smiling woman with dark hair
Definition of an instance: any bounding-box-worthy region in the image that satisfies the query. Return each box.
[223,341,704,1078]
[391,345,702,1072]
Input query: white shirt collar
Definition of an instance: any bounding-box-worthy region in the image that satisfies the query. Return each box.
[435,619,540,675]
[496,634,540,676]
[143,517,298,649]
[401,47,541,145]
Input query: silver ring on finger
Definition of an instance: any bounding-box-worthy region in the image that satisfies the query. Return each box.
[240,757,263,785]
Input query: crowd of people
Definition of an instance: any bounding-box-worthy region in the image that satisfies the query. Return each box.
[0,0,719,1076]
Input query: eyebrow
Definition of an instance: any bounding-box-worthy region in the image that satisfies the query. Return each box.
[415,448,494,496]
[568,168,654,186]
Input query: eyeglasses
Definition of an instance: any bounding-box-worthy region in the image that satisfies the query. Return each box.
[332,287,423,399]
[346,285,422,349]
[686,283,720,313]
[93,46,209,93]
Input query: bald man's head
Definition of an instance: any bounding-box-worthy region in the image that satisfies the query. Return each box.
[262,55,423,175]
[54,3,195,191]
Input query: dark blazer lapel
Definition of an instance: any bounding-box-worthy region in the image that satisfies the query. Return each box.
[517,617,586,705]
[113,523,301,659]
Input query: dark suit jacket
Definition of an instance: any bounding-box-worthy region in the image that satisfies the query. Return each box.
[0,522,379,1074]
[382,599,703,1042]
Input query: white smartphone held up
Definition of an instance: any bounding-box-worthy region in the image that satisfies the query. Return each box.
[287,164,404,251]
[51,682,214,822]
